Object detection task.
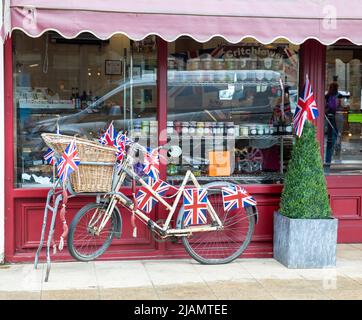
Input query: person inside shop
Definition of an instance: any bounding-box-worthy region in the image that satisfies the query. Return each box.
[325,79,342,167]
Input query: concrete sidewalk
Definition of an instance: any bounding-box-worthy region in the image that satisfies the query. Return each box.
[1,244,362,300]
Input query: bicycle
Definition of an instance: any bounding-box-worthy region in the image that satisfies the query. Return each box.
[67,141,258,265]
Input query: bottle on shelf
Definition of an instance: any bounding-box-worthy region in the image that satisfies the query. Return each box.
[75,88,80,109]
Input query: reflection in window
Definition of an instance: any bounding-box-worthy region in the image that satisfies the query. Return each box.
[13,31,157,188]
[325,45,362,175]
[166,37,299,185]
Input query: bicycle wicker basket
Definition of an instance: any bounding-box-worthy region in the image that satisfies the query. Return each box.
[41,133,117,193]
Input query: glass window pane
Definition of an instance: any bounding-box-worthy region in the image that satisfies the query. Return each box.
[13,31,157,188]
[166,37,299,185]
[325,44,362,175]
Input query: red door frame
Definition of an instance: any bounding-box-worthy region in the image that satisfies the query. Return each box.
[4,35,361,262]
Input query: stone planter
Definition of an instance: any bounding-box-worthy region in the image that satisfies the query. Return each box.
[273,211,338,268]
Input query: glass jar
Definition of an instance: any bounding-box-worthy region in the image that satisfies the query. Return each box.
[211,122,217,135]
[226,122,235,136]
[134,120,142,135]
[264,125,270,135]
[150,121,158,135]
[213,59,225,82]
[141,120,150,135]
[204,122,211,136]
[196,122,204,136]
[201,56,213,82]
[240,126,249,137]
[216,122,224,135]
[187,58,200,71]
[285,124,293,134]
[167,121,174,135]
[182,122,189,135]
[174,121,182,135]
[249,126,257,135]
[189,121,196,135]
[257,125,264,135]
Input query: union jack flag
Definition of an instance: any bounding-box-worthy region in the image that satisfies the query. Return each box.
[57,140,80,183]
[221,185,257,212]
[293,75,319,137]
[99,122,117,146]
[135,178,171,213]
[183,188,208,225]
[44,148,56,165]
[143,148,160,180]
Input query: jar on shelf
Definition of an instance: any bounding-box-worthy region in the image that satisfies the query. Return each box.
[201,55,213,82]
[264,125,270,135]
[181,121,189,135]
[196,122,204,136]
[174,121,182,134]
[213,58,225,82]
[257,125,264,135]
[216,122,224,135]
[249,126,257,135]
[285,124,293,134]
[168,57,176,81]
[187,58,200,71]
[204,122,211,136]
[226,122,235,136]
[150,121,158,135]
[189,121,196,135]
[133,120,142,135]
[234,125,239,137]
[240,126,249,136]
[211,122,217,135]
[141,120,150,135]
[167,121,174,135]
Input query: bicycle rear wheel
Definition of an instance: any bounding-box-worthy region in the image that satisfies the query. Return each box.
[67,202,120,262]
[180,184,255,264]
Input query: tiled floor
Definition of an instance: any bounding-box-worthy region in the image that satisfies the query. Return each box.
[1,244,362,300]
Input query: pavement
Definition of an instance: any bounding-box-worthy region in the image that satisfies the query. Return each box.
[1,244,362,300]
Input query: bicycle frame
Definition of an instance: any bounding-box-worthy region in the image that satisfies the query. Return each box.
[93,146,224,238]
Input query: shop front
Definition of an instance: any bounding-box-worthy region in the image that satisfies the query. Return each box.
[3,1,362,262]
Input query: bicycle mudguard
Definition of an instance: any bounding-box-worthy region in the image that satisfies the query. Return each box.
[112,206,122,239]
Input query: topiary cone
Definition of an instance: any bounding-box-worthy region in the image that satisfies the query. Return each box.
[279,121,331,219]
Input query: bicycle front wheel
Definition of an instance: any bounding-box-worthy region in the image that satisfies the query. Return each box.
[67,202,120,262]
[180,184,255,264]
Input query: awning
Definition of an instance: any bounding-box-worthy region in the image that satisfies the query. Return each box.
[3,0,362,44]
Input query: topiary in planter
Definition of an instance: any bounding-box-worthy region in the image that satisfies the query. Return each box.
[279,121,331,219]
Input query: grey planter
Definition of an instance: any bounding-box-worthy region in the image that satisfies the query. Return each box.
[273,212,338,268]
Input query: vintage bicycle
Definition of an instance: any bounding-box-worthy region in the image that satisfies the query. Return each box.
[65,139,258,265]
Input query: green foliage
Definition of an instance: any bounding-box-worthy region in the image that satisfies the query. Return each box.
[280,122,331,219]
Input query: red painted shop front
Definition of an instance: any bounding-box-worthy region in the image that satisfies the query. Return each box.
[4,1,362,263]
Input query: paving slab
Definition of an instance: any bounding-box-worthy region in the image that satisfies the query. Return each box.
[95,260,152,289]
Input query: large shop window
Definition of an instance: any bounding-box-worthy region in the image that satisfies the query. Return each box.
[13,31,157,188]
[325,44,362,175]
[166,37,299,185]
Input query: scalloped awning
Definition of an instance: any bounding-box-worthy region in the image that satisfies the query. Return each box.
[3,0,362,44]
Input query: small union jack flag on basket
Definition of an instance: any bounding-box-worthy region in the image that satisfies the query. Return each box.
[99,122,117,147]
[293,75,319,137]
[44,147,56,165]
[221,185,257,212]
[183,188,208,226]
[57,140,80,183]
[143,148,160,180]
[115,132,132,162]
[135,178,171,213]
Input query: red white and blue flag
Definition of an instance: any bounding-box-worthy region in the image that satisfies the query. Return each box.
[135,178,171,213]
[143,148,160,180]
[183,188,208,225]
[57,140,80,183]
[99,122,117,147]
[221,185,257,212]
[293,75,319,137]
[44,148,56,165]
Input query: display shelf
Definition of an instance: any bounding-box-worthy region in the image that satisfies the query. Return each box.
[167,172,284,184]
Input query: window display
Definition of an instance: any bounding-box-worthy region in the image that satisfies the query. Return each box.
[325,45,362,175]
[13,31,158,188]
[166,38,300,184]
